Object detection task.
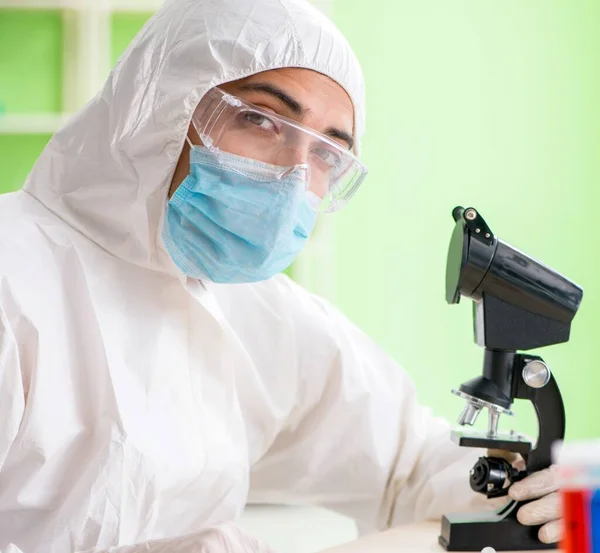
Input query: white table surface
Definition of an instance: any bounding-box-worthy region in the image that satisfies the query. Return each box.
[320,521,549,553]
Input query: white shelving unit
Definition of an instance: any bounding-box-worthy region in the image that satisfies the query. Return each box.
[0,113,71,134]
[0,0,336,300]
[0,0,162,11]
[0,0,123,135]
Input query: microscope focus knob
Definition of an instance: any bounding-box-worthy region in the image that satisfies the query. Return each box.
[522,360,551,389]
[469,457,526,498]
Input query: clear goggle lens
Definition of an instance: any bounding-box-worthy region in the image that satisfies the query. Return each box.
[190,87,368,213]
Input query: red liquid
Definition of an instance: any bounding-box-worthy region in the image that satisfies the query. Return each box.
[561,489,591,553]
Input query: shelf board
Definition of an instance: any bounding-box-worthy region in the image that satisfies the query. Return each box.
[111,0,162,11]
[0,0,79,8]
[0,113,71,134]
[0,0,160,11]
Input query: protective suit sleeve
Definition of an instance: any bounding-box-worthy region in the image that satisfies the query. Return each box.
[0,284,27,553]
[247,276,490,533]
[0,283,26,474]
[2,522,275,553]
[80,522,274,553]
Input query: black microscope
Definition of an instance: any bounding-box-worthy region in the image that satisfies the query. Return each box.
[439,206,583,551]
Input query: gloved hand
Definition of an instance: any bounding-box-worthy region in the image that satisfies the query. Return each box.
[509,466,561,544]
[488,449,561,544]
[78,521,277,553]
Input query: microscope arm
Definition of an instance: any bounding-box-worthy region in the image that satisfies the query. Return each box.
[512,354,565,473]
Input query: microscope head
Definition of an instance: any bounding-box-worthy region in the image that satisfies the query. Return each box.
[446,206,583,351]
[445,206,582,437]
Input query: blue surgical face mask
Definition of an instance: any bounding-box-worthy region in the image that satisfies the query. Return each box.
[162,144,318,283]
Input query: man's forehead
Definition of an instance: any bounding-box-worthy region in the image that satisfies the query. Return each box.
[222,70,354,148]
[226,69,353,115]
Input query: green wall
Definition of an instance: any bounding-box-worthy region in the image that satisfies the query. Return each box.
[0,11,62,113]
[0,10,62,191]
[0,10,150,192]
[332,1,600,440]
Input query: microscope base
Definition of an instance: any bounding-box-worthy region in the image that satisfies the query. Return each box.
[439,501,556,551]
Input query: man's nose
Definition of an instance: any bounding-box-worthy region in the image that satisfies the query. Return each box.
[274,146,310,167]
[274,132,313,165]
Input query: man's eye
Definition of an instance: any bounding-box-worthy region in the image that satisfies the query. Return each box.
[243,112,277,131]
[313,147,342,168]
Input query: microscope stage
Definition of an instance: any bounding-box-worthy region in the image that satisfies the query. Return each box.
[451,430,532,454]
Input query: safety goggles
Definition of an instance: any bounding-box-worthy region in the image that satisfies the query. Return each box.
[190,87,368,213]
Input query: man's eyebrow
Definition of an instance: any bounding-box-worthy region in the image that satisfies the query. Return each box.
[237,83,305,116]
[237,82,354,150]
[325,127,354,151]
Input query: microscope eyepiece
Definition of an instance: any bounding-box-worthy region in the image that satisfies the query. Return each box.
[445,206,583,350]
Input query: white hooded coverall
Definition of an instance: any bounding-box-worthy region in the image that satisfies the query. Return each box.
[0,0,487,551]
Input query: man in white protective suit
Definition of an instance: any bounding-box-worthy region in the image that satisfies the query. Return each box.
[0,0,561,551]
